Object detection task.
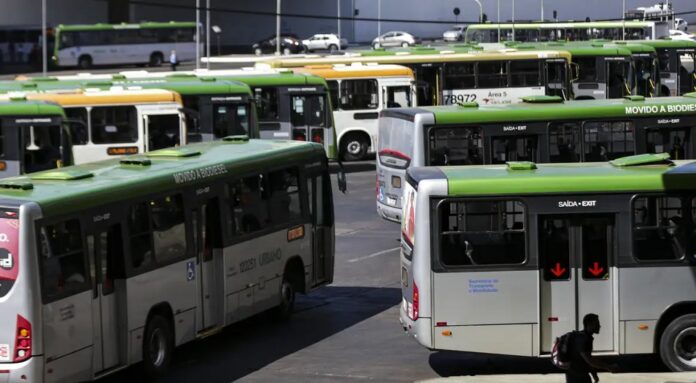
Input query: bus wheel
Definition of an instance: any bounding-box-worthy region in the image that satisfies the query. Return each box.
[341,133,369,161]
[77,55,92,69]
[143,315,174,378]
[272,276,296,321]
[660,314,696,371]
[149,52,163,67]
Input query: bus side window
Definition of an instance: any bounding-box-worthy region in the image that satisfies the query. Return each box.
[91,106,138,144]
[477,61,508,88]
[268,167,302,225]
[582,121,635,161]
[438,200,526,267]
[633,195,686,261]
[548,122,581,163]
[39,218,89,302]
[64,108,88,145]
[340,79,378,110]
[150,194,187,263]
[128,202,154,270]
[229,174,269,235]
[327,80,340,111]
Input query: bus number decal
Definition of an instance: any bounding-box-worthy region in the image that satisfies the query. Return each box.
[259,249,282,266]
[443,94,477,104]
[240,258,256,273]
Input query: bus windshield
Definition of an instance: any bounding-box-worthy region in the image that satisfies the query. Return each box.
[212,103,250,138]
[23,125,63,173]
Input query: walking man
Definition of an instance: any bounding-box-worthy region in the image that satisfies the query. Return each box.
[169,50,178,71]
[566,313,618,383]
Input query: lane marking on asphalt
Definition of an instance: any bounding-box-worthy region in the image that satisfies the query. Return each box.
[347,247,400,263]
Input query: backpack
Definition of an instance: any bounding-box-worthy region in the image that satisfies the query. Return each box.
[551,331,579,370]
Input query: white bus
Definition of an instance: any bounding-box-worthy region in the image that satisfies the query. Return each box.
[0,138,336,382]
[292,64,416,161]
[52,22,199,69]
[0,88,186,164]
[399,154,696,372]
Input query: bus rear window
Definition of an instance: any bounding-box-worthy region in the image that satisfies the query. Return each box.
[0,214,19,297]
[378,117,414,166]
[438,200,526,267]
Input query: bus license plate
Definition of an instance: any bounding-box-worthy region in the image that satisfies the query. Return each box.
[387,196,397,206]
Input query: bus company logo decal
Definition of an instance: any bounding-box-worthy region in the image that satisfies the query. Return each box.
[558,200,597,208]
[468,279,498,293]
[625,104,696,115]
[0,344,9,361]
[173,164,228,184]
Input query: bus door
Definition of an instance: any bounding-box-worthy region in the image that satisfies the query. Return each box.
[488,124,546,164]
[289,91,333,151]
[191,193,224,330]
[678,50,696,96]
[412,64,441,106]
[142,109,186,152]
[86,222,126,373]
[539,214,615,354]
[306,168,333,286]
[545,59,569,99]
[606,58,631,98]
[644,126,692,160]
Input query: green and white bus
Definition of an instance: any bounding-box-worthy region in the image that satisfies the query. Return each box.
[0,137,337,382]
[377,95,696,222]
[464,20,670,43]
[0,99,73,176]
[270,49,573,106]
[399,154,696,371]
[5,75,258,145]
[635,40,696,97]
[53,22,199,69]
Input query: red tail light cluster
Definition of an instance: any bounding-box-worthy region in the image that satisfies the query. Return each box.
[311,129,324,144]
[293,129,306,141]
[13,315,31,362]
[378,149,411,169]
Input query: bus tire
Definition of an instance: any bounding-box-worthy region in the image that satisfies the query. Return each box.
[149,52,163,67]
[341,133,369,161]
[143,314,174,378]
[271,275,296,322]
[660,314,696,371]
[77,55,92,69]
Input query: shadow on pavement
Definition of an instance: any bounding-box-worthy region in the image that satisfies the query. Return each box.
[100,286,400,383]
[429,351,667,377]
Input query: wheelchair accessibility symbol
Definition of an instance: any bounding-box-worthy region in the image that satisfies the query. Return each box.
[186,261,195,281]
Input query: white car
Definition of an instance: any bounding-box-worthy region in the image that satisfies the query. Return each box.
[302,34,348,52]
[675,18,689,32]
[372,31,420,49]
[669,29,696,41]
[443,25,466,42]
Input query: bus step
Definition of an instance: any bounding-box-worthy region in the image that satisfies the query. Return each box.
[198,326,223,338]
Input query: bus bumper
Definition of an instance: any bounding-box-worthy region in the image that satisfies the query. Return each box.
[377,201,401,223]
[0,356,42,382]
[399,300,432,349]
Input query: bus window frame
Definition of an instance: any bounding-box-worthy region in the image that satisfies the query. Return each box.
[425,124,484,166]
[432,197,529,273]
[629,193,690,264]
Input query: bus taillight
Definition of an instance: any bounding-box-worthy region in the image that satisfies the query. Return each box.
[13,315,31,362]
[412,282,419,321]
[311,129,324,144]
[293,129,306,141]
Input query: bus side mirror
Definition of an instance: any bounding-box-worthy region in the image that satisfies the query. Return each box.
[337,168,347,193]
[570,63,580,82]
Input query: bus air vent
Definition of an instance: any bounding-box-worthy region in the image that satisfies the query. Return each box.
[32,77,58,82]
[111,74,127,80]
[222,135,250,144]
[507,161,537,170]
[146,148,202,158]
[0,181,33,191]
[624,95,645,101]
[457,101,479,108]
[521,95,564,104]
[30,169,94,181]
[120,157,152,166]
[21,83,38,89]
[166,73,197,79]
[610,153,673,167]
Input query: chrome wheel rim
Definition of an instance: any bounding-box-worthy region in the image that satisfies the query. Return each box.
[149,328,166,367]
[675,327,696,367]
